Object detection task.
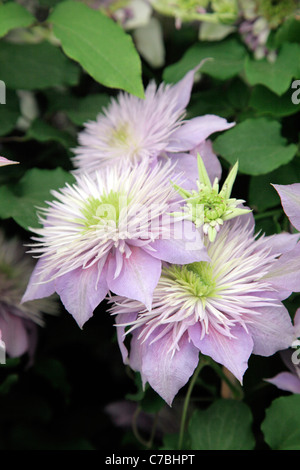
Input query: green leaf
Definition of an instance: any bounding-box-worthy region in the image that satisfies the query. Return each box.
[0,90,20,136]
[26,119,76,149]
[48,1,144,98]
[0,41,80,90]
[249,85,300,117]
[0,3,36,38]
[0,167,75,230]
[163,38,247,83]
[188,399,255,450]
[244,42,300,96]
[249,158,300,212]
[213,118,297,175]
[261,395,300,450]
[274,18,300,47]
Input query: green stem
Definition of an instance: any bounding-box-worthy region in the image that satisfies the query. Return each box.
[178,357,206,450]
[254,209,282,221]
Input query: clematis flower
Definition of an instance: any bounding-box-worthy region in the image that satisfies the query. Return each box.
[22,161,209,329]
[109,215,299,405]
[0,230,57,360]
[72,68,235,176]
[265,309,300,394]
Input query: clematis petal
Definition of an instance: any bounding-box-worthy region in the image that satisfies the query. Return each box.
[0,311,29,357]
[273,183,300,231]
[137,328,200,406]
[147,220,210,264]
[0,156,19,166]
[263,243,300,296]
[166,115,235,153]
[107,247,162,310]
[265,372,300,394]
[188,323,253,383]
[115,312,138,364]
[245,304,294,356]
[55,264,109,328]
[21,258,56,303]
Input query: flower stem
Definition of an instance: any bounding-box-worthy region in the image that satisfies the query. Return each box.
[178,357,207,450]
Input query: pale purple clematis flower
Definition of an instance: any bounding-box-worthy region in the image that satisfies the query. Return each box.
[265,309,300,394]
[109,215,299,406]
[0,230,57,360]
[22,161,209,329]
[72,68,235,176]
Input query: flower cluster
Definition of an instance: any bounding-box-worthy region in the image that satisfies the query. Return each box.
[22,69,300,405]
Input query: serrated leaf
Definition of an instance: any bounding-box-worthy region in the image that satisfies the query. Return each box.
[244,42,300,96]
[0,167,75,230]
[48,1,144,98]
[213,118,297,175]
[188,399,255,450]
[163,38,247,83]
[0,3,36,38]
[0,41,80,90]
[261,395,300,450]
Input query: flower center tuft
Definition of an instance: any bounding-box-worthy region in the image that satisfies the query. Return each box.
[81,192,127,230]
[163,262,217,301]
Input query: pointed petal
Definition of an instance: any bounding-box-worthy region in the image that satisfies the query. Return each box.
[294,308,300,338]
[115,312,138,364]
[147,220,210,264]
[190,139,222,183]
[21,258,56,303]
[0,156,19,167]
[0,311,29,357]
[107,247,161,310]
[169,60,212,112]
[169,68,196,112]
[273,183,300,231]
[261,232,299,256]
[188,323,253,383]
[245,304,294,356]
[55,265,108,328]
[266,372,300,394]
[166,115,235,152]
[135,329,199,406]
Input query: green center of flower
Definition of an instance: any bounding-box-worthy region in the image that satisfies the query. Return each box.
[172,154,251,242]
[110,123,131,147]
[163,262,217,300]
[192,188,227,222]
[81,192,127,229]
